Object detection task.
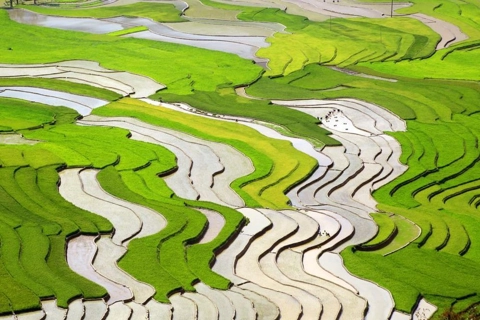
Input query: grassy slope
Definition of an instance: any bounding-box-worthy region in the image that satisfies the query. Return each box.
[1,0,480,315]
[0,10,261,94]
[241,9,440,76]
[362,213,396,247]
[356,0,480,80]
[20,2,185,22]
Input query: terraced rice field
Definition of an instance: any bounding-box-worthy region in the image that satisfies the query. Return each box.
[0,0,479,318]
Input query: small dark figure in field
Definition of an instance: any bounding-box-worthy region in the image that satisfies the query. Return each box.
[440,305,480,320]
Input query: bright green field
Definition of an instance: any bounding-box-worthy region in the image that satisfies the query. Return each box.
[20,2,186,22]
[0,0,480,317]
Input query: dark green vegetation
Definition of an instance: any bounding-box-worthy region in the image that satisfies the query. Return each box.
[0,0,480,316]
[0,95,317,309]
[0,100,115,313]
[97,167,245,300]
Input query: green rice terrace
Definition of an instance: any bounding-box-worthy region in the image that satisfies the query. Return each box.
[0,0,479,317]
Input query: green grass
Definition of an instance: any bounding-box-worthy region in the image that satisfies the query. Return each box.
[0,78,121,101]
[107,26,148,37]
[362,213,396,247]
[247,64,480,122]
[21,2,186,22]
[342,246,480,313]
[0,219,42,314]
[237,9,439,77]
[20,122,173,170]
[243,57,480,313]
[97,166,205,300]
[396,0,480,39]
[0,9,261,95]
[98,168,245,297]
[0,165,112,313]
[358,41,480,81]
[0,97,76,131]
[375,216,419,255]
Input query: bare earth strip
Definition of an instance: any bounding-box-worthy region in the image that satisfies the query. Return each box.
[65,299,84,320]
[105,302,132,320]
[94,236,157,304]
[83,300,107,320]
[0,133,38,145]
[194,283,235,320]
[183,291,218,320]
[234,209,303,320]
[259,210,324,319]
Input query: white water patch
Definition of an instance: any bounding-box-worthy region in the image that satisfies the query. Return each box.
[41,300,67,320]
[270,98,409,317]
[66,235,133,304]
[0,87,108,116]
[9,9,124,34]
[322,109,371,136]
[0,60,165,99]
[78,114,253,207]
[319,252,394,320]
[9,9,270,63]
[163,19,285,37]
[413,298,438,320]
[197,208,226,244]
[409,13,468,49]
[127,30,265,61]
[280,0,410,19]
